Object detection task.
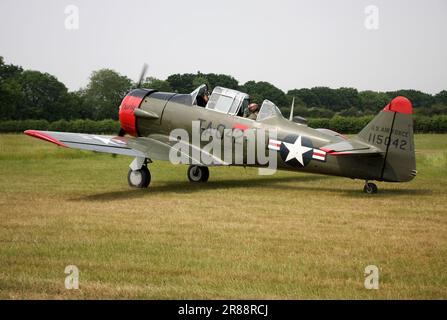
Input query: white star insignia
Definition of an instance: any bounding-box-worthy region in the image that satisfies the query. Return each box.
[94,136,117,145]
[283,136,312,165]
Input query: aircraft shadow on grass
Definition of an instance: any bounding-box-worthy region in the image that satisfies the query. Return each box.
[71,175,432,202]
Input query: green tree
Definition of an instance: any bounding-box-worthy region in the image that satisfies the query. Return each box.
[81,69,132,120]
[359,90,390,113]
[142,77,173,92]
[336,87,361,111]
[287,88,321,107]
[0,78,22,120]
[167,72,240,94]
[414,103,447,116]
[192,75,210,91]
[0,57,23,120]
[167,73,197,93]
[200,73,239,90]
[65,90,93,119]
[18,70,69,121]
[241,81,288,107]
[434,90,447,105]
[309,87,343,111]
[386,89,434,108]
[0,56,23,79]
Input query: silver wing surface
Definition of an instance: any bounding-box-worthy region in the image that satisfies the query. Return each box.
[24,130,227,165]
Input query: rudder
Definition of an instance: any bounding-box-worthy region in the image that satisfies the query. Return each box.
[357,96,416,182]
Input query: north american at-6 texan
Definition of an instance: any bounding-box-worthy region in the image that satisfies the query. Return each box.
[24,69,416,194]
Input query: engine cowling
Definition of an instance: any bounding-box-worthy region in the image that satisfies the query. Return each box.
[118,89,155,137]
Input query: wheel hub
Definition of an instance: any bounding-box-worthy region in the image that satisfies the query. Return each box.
[129,170,142,185]
[192,169,202,181]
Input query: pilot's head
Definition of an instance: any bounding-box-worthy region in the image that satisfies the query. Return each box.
[248,103,259,113]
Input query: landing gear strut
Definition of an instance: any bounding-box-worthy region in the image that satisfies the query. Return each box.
[187,165,209,182]
[127,157,151,188]
[363,181,378,194]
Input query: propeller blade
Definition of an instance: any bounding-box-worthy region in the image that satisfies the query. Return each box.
[136,63,148,88]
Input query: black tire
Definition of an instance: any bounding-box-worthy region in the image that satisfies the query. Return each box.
[363,182,378,194]
[187,165,209,182]
[127,166,151,188]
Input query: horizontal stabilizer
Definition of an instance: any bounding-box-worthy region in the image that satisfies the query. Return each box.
[320,139,383,156]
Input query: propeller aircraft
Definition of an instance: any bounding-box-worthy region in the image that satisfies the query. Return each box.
[24,66,416,194]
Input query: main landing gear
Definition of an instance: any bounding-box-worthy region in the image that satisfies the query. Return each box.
[128,166,151,188]
[128,157,151,188]
[187,165,209,183]
[363,181,378,194]
[127,158,211,188]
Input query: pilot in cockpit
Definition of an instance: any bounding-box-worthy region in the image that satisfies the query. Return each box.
[245,103,260,120]
[196,86,209,107]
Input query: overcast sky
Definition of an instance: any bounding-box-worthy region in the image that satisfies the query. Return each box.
[0,0,446,93]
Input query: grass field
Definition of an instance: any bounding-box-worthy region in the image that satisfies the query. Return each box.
[0,133,446,299]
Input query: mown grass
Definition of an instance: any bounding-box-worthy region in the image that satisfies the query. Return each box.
[0,134,446,299]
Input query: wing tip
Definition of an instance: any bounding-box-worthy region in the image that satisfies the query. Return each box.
[24,130,67,148]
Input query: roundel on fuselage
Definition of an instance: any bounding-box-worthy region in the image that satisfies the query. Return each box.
[279,135,314,168]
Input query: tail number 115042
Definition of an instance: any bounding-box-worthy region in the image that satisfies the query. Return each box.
[368,133,408,150]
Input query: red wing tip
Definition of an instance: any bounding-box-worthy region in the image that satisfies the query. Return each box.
[24,130,67,147]
[383,96,413,114]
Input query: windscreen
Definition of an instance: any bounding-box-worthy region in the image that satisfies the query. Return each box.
[256,100,284,121]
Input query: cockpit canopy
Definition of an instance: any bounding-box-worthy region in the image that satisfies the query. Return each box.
[205,86,249,115]
[191,84,284,121]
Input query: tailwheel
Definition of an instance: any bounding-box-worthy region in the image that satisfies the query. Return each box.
[128,166,151,188]
[363,181,378,194]
[187,165,209,183]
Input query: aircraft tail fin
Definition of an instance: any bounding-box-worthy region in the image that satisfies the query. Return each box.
[357,96,416,182]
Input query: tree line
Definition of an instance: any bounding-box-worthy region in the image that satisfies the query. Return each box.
[1,56,446,123]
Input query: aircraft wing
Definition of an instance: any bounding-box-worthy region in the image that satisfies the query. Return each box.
[24,130,147,157]
[24,130,227,165]
[125,134,228,165]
